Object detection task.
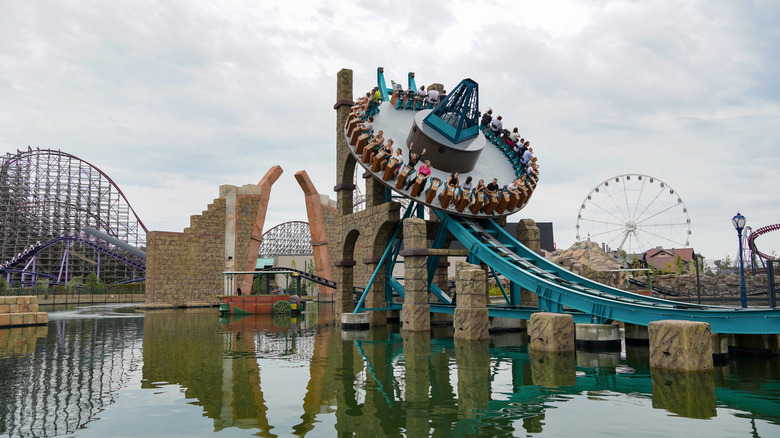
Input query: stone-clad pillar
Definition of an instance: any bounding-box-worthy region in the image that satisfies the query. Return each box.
[453,262,489,340]
[401,217,430,331]
[528,312,574,352]
[335,68,356,217]
[363,259,387,326]
[334,262,356,322]
[648,320,713,371]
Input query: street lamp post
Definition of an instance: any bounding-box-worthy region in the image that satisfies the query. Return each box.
[732,212,747,308]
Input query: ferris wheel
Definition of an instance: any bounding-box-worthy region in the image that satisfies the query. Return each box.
[576,174,691,255]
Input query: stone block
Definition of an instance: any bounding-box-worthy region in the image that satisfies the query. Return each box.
[457,290,486,308]
[0,314,9,327]
[0,304,9,313]
[402,303,430,332]
[529,312,574,352]
[35,313,49,325]
[648,320,713,371]
[454,308,489,340]
[10,314,23,326]
[22,313,35,325]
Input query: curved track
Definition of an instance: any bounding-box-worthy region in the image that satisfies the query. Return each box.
[749,223,780,261]
[433,212,780,334]
[0,235,146,283]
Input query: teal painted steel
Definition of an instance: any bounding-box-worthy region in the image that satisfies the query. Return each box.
[376,67,390,101]
[434,210,780,334]
[408,72,417,94]
[354,201,417,313]
[422,78,480,144]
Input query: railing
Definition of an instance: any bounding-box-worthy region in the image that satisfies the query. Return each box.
[0,285,145,306]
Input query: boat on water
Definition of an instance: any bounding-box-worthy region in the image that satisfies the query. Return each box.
[218,294,303,315]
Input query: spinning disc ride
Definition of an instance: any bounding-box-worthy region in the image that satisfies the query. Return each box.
[344,68,539,218]
[341,68,780,334]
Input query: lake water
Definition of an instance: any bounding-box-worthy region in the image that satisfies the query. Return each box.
[1,303,778,437]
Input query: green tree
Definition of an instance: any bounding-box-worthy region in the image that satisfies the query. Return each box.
[714,255,732,275]
[85,272,104,293]
[0,277,9,292]
[67,277,83,293]
[35,278,49,291]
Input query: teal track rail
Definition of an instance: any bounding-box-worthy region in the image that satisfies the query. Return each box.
[434,210,780,334]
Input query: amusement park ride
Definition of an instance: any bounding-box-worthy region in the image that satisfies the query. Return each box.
[333,67,780,334]
[2,67,780,335]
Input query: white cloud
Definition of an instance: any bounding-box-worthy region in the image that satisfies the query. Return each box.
[1,0,779,263]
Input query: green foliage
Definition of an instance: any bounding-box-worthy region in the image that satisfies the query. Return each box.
[84,272,105,293]
[0,278,8,291]
[629,255,643,269]
[488,284,503,297]
[251,275,267,295]
[66,277,83,293]
[713,255,732,275]
[105,282,144,294]
[35,278,49,290]
[675,255,685,275]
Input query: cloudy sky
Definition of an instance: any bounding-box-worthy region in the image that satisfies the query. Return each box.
[2,0,779,264]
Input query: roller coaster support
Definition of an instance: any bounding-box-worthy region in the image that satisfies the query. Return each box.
[769,261,777,309]
[354,201,417,313]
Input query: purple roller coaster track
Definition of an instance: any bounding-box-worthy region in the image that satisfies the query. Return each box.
[0,147,147,285]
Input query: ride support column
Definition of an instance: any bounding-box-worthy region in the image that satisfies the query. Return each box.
[400,217,430,332]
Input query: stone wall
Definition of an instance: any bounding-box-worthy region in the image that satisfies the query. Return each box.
[546,240,625,288]
[0,296,48,328]
[144,186,261,307]
[646,271,777,297]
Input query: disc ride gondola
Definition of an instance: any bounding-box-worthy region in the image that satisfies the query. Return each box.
[344,67,539,218]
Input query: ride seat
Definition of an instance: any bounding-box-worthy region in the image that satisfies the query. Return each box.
[396,165,413,190]
[425,178,442,203]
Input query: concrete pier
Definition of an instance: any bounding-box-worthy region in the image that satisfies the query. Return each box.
[453,262,489,340]
[0,296,48,328]
[648,320,713,371]
[340,312,369,330]
[728,333,780,356]
[528,312,574,352]
[711,333,729,363]
[575,323,621,351]
[624,323,649,345]
[489,317,526,333]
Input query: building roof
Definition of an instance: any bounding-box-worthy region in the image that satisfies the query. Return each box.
[644,248,694,271]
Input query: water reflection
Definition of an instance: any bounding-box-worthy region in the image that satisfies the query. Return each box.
[0,306,779,437]
[0,325,48,357]
[0,305,143,437]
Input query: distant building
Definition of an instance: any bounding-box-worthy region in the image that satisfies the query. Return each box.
[644,248,694,272]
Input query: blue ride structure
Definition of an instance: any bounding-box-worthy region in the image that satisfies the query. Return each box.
[346,68,780,335]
